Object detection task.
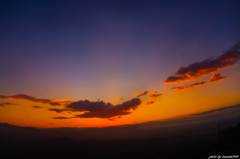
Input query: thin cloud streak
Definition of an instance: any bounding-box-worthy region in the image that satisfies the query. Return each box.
[0,102,19,106]
[171,81,206,91]
[0,94,72,106]
[136,91,149,97]
[32,106,42,109]
[52,117,70,119]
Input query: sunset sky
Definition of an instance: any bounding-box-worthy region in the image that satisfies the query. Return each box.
[0,0,240,128]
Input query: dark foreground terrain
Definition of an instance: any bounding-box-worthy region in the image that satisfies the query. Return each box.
[0,121,240,159]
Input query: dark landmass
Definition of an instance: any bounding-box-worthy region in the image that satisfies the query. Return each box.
[0,120,240,159]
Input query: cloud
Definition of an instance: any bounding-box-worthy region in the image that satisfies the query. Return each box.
[49,108,78,113]
[165,41,240,84]
[136,91,149,97]
[67,98,142,119]
[171,81,206,91]
[171,73,226,91]
[146,101,154,105]
[209,73,226,83]
[32,106,42,108]
[149,93,163,98]
[0,94,72,106]
[66,100,108,112]
[0,102,19,106]
[52,117,70,119]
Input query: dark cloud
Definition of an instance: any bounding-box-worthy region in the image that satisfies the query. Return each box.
[0,102,18,106]
[67,98,142,119]
[32,106,42,108]
[146,101,154,105]
[52,117,70,119]
[66,100,108,112]
[165,41,240,84]
[149,93,163,98]
[136,91,149,97]
[0,94,72,106]
[49,108,65,113]
[171,73,226,91]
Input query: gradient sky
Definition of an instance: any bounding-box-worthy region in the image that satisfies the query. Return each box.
[0,0,240,128]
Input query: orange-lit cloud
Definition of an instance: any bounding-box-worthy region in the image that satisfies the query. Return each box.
[48,108,78,113]
[171,73,226,91]
[149,93,163,98]
[0,94,72,106]
[0,102,19,106]
[136,91,149,97]
[209,73,226,83]
[65,98,142,119]
[165,41,240,84]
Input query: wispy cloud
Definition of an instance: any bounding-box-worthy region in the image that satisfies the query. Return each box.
[171,73,226,91]
[32,106,42,108]
[165,41,240,84]
[52,117,70,119]
[146,101,154,105]
[136,91,149,97]
[0,102,19,106]
[149,93,163,98]
[49,108,78,113]
[209,73,226,83]
[171,81,206,91]
[0,94,72,106]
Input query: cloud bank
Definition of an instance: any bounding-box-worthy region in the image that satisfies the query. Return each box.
[165,41,240,84]
[65,98,142,119]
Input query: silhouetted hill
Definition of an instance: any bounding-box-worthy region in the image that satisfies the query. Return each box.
[1,122,240,159]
